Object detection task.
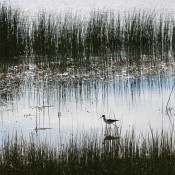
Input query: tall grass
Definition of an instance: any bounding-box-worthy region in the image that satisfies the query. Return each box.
[0,4,175,70]
[0,129,175,174]
[0,4,29,72]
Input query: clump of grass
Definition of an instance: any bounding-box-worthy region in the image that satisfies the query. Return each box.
[1,129,175,175]
[1,4,175,71]
[30,10,175,71]
[0,4,30,72]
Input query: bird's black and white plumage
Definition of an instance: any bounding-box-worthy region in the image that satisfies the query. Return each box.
[101,115,119,125]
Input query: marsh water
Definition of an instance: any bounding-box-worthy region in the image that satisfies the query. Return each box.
[1,0,175,145]
[0,60,175,145]
[7,0,175,14]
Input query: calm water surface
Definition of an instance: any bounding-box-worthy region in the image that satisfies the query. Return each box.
[0,64,175,144]
[1,0,175,144]
[6,0,175,13]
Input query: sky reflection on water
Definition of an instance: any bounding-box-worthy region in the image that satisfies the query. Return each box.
[0,70,175,144]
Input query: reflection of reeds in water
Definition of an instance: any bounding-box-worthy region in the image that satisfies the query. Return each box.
[1,129,175,174]
[0,4,175,71]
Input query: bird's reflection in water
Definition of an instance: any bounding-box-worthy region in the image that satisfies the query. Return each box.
[102,125,120,147]
[104,135,120,141]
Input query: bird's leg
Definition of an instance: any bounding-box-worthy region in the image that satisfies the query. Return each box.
[110,125,112,135]
[113,124,119,130]
[106,124,109,134]
[113,124,119,136]
[105,123,108,135]
[109,124,111,135]
[113,123,118,127]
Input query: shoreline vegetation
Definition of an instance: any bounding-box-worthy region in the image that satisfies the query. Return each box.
[0,4,175,70]
[1,129,175,175]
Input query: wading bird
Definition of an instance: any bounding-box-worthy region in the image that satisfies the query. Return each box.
[100,115,119,125]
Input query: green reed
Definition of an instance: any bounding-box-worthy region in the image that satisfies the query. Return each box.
[1,4,175,70]
[27,10,175,67]
[0,4,29,72]
[0,5,29,56]
[1,129,175,175]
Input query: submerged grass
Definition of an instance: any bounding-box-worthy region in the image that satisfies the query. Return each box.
[1,130,175,175]
[1,4,175,71]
